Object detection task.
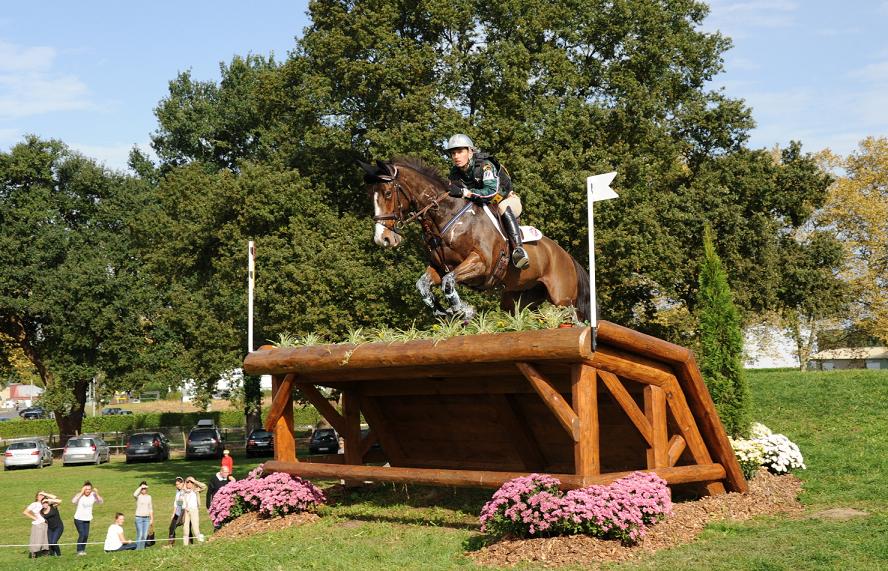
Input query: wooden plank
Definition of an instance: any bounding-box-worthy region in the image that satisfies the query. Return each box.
[264,460,727,490]
[571,363,599,476]
[490,395,547,471]
[598,370,653,445]
[516,362,580,442]
[303,363,523,384]
[586,347,675,386]
[294,382,346,436]
[341,390,362,466]
[244,327,593,376]
[596,320,691,364]
[270,374,296,463]
[359,396,407,466]
[264,373,296,432]
[674,356,748,494]
[644,385,669,469]
[357,376,570,397]
[667,435,686,467]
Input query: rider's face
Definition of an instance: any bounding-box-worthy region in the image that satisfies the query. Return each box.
[449,147,472,169]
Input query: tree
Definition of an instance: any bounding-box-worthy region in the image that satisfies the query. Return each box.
[696,225,748,437]
[0,137,155,438]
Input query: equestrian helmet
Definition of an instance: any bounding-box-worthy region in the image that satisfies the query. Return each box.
[445,133,475,151]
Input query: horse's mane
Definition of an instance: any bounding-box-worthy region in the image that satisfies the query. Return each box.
[391,156,448,187]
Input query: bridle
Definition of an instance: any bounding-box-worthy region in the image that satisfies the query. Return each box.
[371,165,447,235]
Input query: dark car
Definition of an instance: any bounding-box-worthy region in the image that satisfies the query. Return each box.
[19,406,47,420]
[125,431,170,463]
[185,426,224,459]
[308,428,339,455]
[245,429,274,458]
[101,407,133,415]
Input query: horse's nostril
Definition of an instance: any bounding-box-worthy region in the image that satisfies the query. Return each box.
[383,237,391,247]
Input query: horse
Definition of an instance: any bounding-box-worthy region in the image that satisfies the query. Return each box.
[359,158,590,322]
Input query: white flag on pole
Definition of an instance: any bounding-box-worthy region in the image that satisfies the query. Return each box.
[586,172,618,330]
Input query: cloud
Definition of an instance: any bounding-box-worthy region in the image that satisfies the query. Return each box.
[848,60,888,82]
[69,141,153,173]
[0,39,93,119]
[704,1,799,36]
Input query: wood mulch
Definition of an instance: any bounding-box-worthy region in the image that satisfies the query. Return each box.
[468,469,805,568]
[207,511,320,541]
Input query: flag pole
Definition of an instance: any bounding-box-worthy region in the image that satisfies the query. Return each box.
[247,240,255,353]
[586,172,618,346]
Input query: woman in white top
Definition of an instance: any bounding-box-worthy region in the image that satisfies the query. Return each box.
[132,481,154,549]
[72,480,104,555]
[181,476,207,545]
[22,491,52,558]
[104,513,136,552]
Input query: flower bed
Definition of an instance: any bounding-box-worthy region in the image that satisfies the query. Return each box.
[479,472,672,544]
[730,423,806,479]
[209,465,326,527]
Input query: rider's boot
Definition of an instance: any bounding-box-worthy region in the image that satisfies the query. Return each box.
[501,206,530,270]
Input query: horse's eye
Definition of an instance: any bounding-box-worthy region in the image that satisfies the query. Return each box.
[383,190,392,199]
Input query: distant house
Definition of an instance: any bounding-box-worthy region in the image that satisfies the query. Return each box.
[807,347,888,370]
[0,383,45,408]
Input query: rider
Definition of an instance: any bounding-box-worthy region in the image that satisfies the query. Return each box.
[444,134,530,270]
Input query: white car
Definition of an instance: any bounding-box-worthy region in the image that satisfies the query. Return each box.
[4,439,53,470]
[62,436,111,466]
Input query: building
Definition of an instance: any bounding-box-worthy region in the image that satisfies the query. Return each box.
[0,383,45,408]
[807,347,888,370]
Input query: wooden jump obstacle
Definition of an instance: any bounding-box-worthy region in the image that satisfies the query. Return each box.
[243,321,747,495]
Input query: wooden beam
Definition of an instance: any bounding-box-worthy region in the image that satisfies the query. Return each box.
[270,374,296,463]
[596,320,691,363]
[598,370,653,445]
[571,363,599,476]
[244,326,592,376]
[489,394,547,472]
[516,362,580,442]
[644,385,668,469]
[341,390,362,466]
[585,347,675,387]
[264,373,296,432]
[294,382,346,436]
[264,460,727,490]
[667,435,686,467]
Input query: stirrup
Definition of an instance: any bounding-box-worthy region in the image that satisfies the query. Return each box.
[511,247,529,269]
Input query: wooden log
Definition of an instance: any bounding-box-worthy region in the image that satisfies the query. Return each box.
[489,394,547,471]
[294,382,346,436]
[271,374,296,463]
[675,356,748,493]
[598,370,653,445]
[244,327,593,376]
[586,347,675,387]
[264,460,727,490]
[667,435,686,467]
[516,362,580,442]
[571,363,599,476]
[264,373,296,432]
[596,321,691,364]
[341,390,362,466]
[644,385,668,469]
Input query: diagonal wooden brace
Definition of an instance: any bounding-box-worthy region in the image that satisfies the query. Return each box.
[517,362,580,442]
[294,382,347,437]
[598,370,653,446]
[264,373,296,432]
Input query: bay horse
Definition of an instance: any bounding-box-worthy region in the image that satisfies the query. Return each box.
[359,158,590,322]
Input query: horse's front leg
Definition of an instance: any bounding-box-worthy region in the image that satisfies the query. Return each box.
[441,251,487,321]
[416,267,448,317]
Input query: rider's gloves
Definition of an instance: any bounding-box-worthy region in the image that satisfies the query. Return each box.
[448,184,468,198]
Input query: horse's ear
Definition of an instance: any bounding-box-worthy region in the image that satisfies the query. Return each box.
[376,160,395,177]
[356,159,377,177]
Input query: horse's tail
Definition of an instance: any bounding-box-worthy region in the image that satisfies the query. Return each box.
[572,256,592,323]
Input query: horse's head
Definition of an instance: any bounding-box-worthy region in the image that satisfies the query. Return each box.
[358,159,408,248]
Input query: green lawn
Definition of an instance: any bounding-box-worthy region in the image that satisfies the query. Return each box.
[2,369,886,570]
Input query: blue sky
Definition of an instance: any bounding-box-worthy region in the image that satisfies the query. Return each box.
[1,1,887,172]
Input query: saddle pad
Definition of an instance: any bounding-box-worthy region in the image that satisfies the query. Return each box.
[520,226,543,243]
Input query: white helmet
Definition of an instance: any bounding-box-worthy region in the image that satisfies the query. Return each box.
[445,134,475,151]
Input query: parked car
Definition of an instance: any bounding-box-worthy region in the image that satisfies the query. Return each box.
[19,406,47,420]
[125,432,170,463]
[62,436,111,466]
[245,429,274,458]
[185,425,224,459]
[3,439,53,470]
[308,428,339,454]
[101,407,132,415]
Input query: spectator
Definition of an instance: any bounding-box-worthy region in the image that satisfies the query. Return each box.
[41,496,64,556]
[72,480,104,556]
[132,481,154,550]
[181,476,207,545]
[22,491,51,558]
[166,477,185,547]
[104,513,137,552]
[206,465,235,529]
[221,449,233,472]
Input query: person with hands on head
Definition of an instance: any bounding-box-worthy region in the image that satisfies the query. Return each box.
[132,481,154,549]
[41,495,64,556]
[72,480,104,555]
[104,513,137,552]
[23,491,52,558]
[181,476,207,545]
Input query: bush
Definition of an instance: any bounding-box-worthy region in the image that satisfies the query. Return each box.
[209,465,325,527]
[729,423,805,477]
[479,472,672,544]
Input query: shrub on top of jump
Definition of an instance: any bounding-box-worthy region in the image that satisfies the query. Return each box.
[479,472,672,544]
[209,465,325,527]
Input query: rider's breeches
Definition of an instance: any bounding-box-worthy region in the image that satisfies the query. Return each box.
[497,193,522,217]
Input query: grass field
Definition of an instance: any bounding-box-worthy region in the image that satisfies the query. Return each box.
[1,369,885,570]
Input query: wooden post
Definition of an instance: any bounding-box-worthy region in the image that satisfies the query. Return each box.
[572,363,599,479]
[341,390,362,466]
[644,385,668,469]
[270,374,296,463]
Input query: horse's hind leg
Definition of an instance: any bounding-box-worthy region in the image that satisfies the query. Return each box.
[416,267,448,317]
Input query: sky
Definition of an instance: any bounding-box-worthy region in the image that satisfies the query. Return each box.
[1,1,887,172]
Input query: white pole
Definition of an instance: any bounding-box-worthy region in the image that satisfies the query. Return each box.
[247,240,255,353]
[586,172,618,330]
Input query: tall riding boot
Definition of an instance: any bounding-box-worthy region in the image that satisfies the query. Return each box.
[501,207,530,269]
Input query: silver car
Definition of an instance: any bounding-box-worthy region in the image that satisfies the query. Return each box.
[4,439,53,470]
[62,436,111,466]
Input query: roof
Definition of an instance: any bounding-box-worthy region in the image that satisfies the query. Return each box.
[8,384,44,399]
[809,347,888,361]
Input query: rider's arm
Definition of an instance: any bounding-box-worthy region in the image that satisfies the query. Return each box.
[466,160,499,200]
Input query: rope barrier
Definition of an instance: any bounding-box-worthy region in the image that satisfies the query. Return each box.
[0,534,206,549]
